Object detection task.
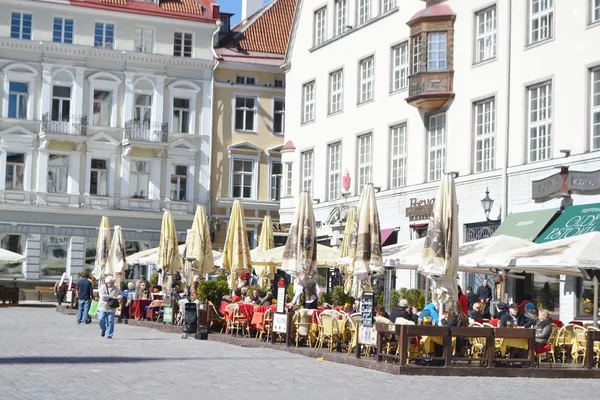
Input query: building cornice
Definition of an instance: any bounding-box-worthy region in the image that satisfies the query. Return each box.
[218,60,284,74]
[215,197,280,211]
[0,39,214,70]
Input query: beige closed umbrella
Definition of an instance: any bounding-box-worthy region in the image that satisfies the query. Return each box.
[418,173,459,306]
[340,207,356,294]
[349,184,383,298]
[158,211,183,296]
[281,192,317,280]
[254,216,275,288]
[92,216,111,281]
[183,206,215,285]
[222,199,252,289]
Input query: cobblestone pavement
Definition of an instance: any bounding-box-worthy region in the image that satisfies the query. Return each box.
[1,308,599,400]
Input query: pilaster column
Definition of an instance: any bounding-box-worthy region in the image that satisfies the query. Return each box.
[24,147,33,192]
[154,75,165,126]
[165,157,173,201]
[73,67,85,116]
[187,160,195,203]
[68,151,81,206]
[120,155,131,201]
[149,157,162,201]
[40,63,53,120]
[36,148,49,205]
[0,150,7,191]
[84,152,92,195]
[123,72,135,125]
[108,153,116,198]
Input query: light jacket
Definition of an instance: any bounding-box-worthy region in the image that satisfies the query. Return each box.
[98,284,122,313]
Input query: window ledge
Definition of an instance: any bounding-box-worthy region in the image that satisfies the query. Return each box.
[389,87,408,97]
[309,8,399,53]
[587,20,600,30]
[525,37,555,51]
[300,120,316,127]
[357,99,374,108]
[234,130,258,135]
[472,57,498,69]
[327,110,343,118]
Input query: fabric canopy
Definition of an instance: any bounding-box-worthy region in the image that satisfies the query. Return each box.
[492,209,558,241]
[535,203,600,244]
[126,244,221,266]
[0,248,26,265]
[254,244,340,268]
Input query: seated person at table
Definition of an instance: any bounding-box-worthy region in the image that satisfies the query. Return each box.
[136,275,149,289]
[419,303,439,325]
[390,299,418,324]
[376,306,390,320]
[136,281,151,300]
[469,302,485,321]
[534,310,553,346]
[524,302,538,324]
[126,282,136,307]
[500,304,530,327]
[258,292,272,306]
[489,302,508,327]
[231,288,243,303]
[252,289,261,304]
[440,300,469,355]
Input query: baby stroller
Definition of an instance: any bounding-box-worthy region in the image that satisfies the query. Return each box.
[181,302,198,339]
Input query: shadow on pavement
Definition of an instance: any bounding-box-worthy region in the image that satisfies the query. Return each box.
[0,356,192,365]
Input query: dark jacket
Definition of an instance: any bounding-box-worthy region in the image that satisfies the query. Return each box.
[534,318,553,345]
[466,292,479,310]
[441,314,468,327]
[77,278,93,300]
[468,310,484,320]
[390,307,418,324]
[476,285,492,302]
[499,312,531,328]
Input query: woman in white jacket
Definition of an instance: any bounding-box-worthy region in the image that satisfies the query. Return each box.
[98,276,123,339]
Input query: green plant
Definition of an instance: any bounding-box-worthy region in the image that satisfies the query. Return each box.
[319,291,333,305]
[396,288,426,309]
[197,276,230,306]
[149,273,159,290]
[331,286,354,306]
[246,285,269,297]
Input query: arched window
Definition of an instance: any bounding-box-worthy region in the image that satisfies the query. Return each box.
[2,63,39,120]
[88,72,121,128]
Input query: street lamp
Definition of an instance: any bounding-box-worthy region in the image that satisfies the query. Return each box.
[480,187,494,221]
[383,259,396,315]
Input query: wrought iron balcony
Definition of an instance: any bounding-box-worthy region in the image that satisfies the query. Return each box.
[42,113,88,136]
[124,120,168,143]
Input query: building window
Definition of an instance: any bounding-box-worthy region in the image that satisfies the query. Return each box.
[51,86,71,122]
[381,0,397,14]
[274,79,285,88]
[328,142,342,200]
[234,97,256,132]
[428,113,446,181]
[529,0,553,44]
[5,153,25,191]
[475,6,497,63]
[592,69,600,150]
[358,134,373,190]
[273,99,285,135]
[314,7,327,46]
[528,82,552,162]
[334,0,348,36]
[329,70,344,114]
[301,151,313,194]
[170,165,187,201]
[11,12,32,40]
[359,57,374,104]
[8,82,28,119]
[92,90,111,126]
[232,159,254,199]
[172,98,190,134]
[474,98,496,172]
[285,162,293,197]
[94,22,114,49]
[0,234,23,275]
[48,154,69,193]
[236,76,256,85]
[134,94,152,125]
[302,81,315,124]
[53,17,74,44]
[358,0,371,25]
[412,35,423,74]
[173,32,192,57]
[390,124,407,188]
[594,0,600,23]
[130,160,150,199]
[90,159,108,196]
[134,27,154,53]
[270,161,283,201]
[392,42,409,92]
[427,32,447,70]
[41,236,69,276]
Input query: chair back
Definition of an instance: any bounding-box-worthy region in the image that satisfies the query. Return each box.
[470,321,484,328]
[318,312,339,336]
[573,325,587,345]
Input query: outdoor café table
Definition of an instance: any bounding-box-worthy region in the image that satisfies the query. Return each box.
[251,312,265,330]
[494,327,535,365]
[130,299,152,320]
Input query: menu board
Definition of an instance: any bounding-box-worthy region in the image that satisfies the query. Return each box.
[276,287,286,313]
[360,292,374,328]
[273,313,287,333]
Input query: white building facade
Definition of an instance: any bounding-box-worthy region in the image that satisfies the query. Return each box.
[282,0,600,321]
[0,0,220,283]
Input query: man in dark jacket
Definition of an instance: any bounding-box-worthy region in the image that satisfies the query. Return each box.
[499,304,532,328]
[476,280,493,318]
[390,299,419,324]
[466,286,479,311]
[76,272,94,324]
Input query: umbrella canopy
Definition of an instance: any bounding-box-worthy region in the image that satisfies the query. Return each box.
[222,199,252,289]
[92,216,111,280]
[185,206,215,276]
[341,207,356,294]
[126,244,221,266]
[157,211,183,275]
[253,244,340,268]
[281,192,317,280]
[349,184,383,297]
[105,225,127,277]
[0,248,26,265]
[383,238,426,268]
[254,216,275,288]
[417,173,459,304]
[458,235,535,269]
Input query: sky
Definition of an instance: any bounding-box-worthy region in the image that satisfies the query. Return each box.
[218,0,270,26]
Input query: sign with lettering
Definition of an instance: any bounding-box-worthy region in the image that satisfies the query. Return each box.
[360,292,374,328]
[358,326,377,345]
[273,313,287,334]
[536,204,600,243]
[276,286,286,313]
[405,197,436,219]
[532,168,600,201]
[272,223,290,233]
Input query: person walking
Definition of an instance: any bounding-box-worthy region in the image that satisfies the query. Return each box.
[76,272,94,324]
[98,276,123,339]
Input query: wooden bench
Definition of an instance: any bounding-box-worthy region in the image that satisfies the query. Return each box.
[36,286,55,302]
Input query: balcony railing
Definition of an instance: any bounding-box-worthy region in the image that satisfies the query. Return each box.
[124,120,168,143]
[42,113,88,136]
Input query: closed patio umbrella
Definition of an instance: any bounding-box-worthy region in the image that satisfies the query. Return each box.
[92,216,111,281]
[340,207,356,294]
[183,206,215,285]
[281,192,317,281]
[254,215,275,288]
[221,199,252,289]
[158,211,183,296]
[106,225,127,277]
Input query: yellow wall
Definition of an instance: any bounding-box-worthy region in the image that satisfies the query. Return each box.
[211,65,285,212]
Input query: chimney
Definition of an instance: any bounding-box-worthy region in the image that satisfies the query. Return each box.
[241,0,263,22]
[211,3,220,20]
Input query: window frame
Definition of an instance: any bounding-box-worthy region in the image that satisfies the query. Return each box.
[329,69,344,115]
[284,162,293,197]
[328,142,342,201]
[528,0,554,46]
[391,42,409,92]
[301,150,314,195]
[7,81,29,119]
[427,113,447,182]
[592,0,600,24]
[527,81,553,162]
[272,98,285,135]
[427,32,447,71]
[172,97,191,134]
[134,26,155,53]
[229,155,258,200]
[40,235,70,278]
[173,31,194,57]
[474,6,497,64]
[269,158,283,201]
[358,0,372,25]
[235,75,257,85]
[389,123,407,189]
[381,0,397,14]
[170,164,188,201]
[10,12,32,40]
[358,56,374,104]
[334,0,348,37]
[3,65,38,121]
[357,133,373,192]
[314,7,327,47]
[5,152,25,191]
[473,97,497,173]
[53,17,74,44]
[89,158,109,197]
[130,159,151,199]
[233,95,258,133]
[0,233,24,276]
[302,81,316,124]
[94,22,115,49]
[47,153,69,194]
[591,68,600,150]
[412,34,423,74]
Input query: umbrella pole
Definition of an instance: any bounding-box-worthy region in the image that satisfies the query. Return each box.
[594,276,599,328]
[424,279,430,305]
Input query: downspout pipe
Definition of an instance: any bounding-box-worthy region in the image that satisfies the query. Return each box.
[207,21,222,220]
[501,0,512,221]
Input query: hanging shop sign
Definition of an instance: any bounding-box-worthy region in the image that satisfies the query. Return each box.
[405,197,436,220]
[532,167,600,201]
[271,223,290,233]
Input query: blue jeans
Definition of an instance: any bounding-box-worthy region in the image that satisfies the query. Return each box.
[98,311,115,338]
[77,299,91,323]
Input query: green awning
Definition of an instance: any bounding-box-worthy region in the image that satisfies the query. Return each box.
[492,209,558,241]
[535,203,600,243]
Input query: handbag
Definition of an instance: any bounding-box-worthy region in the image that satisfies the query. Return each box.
[105,286,120,309]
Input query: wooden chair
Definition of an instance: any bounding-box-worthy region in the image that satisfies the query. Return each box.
[258,309,273,342]
[572,325,587,366]
[293,309,314,347]
[316,311,341,352]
